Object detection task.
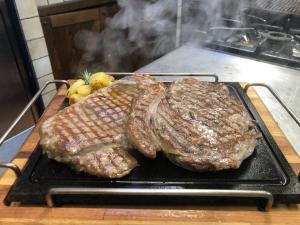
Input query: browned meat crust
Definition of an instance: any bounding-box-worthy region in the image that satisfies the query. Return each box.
[157,78,258,171]
[40,75,155,178]
[41,75,259,177]
[126,83,165,159]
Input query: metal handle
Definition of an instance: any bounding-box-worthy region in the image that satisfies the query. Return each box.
[45,188,273,210]
[0,80,69,177]
[108,72,219,82]
[244,83,300,127]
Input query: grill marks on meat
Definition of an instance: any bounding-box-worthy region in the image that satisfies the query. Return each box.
[41,75,259,178]
[128,78,258,172]
[126,83,166,159]
[74,145,137,178]
[153,98,204,156]
[40,75,156,178]
[161,78,258,171]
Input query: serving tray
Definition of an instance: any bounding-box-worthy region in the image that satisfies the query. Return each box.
[2,74,300,210]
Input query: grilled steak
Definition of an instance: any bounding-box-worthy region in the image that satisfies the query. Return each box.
[158,78,258,171]
[40,75,156,178]
[126,83,165,159]
[152,96,205,159]
[41,74,258,178]
[128,78,258,171]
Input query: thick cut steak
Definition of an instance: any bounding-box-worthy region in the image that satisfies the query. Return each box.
[40,75,156,178]
[41,75,259,178]
[129,78,258,172]
[159,78,258,171]
[127,83,165,159]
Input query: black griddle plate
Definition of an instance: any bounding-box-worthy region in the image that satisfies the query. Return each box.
[4,82,300,207]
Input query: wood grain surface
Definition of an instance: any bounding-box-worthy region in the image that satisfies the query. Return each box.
[0,82,300,225]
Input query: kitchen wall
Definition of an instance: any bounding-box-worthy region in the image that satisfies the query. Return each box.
[14,0,73,106]
[36,0,72,6]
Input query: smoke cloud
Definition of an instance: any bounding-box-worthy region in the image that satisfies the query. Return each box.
[74,0,247,74]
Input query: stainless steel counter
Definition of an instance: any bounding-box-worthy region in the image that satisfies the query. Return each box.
[137,44,300,156]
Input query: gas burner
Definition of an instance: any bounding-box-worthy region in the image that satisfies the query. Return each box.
[256,31,294,56]
[202,12,300,67]
[259,31,293,42]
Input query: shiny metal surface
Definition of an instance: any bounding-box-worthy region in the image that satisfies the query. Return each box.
[137,44,300,156]
[0,80,69,176]
[245,83,300,127]
[45,187,273,210]
[0,163,21,177]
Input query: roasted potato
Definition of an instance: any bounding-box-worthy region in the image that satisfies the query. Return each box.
[89,72,114,90]
[77,85,92,97]
[67,71,114,104]
[69,93,83,105]
[67,79,85,98]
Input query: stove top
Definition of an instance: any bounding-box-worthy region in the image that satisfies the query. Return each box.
[201,9,300,67]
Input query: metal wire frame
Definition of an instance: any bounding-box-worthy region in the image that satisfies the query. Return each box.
[0,80,69,177]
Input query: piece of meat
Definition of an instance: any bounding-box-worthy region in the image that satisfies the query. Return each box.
[40,74,156,178]
[128,78,258,172]
[126,83,166,159]
[153,97,205,158]
[158,78,258,171]
[41,74,258,177]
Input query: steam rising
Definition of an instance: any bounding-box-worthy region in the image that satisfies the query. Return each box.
[74,0,247,73]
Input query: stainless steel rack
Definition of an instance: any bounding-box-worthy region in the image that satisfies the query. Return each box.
[0,80,69,177]
[1,73,300,210]
[46,188,274,210]
[244,83,300,127]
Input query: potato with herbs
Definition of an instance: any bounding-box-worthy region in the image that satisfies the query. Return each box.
[67,79,85,98]
[67,71,115,105]
[89,72,114,90]
[77,85,92,96]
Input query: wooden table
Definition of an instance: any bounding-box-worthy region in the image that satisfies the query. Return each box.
[0,83,300,225]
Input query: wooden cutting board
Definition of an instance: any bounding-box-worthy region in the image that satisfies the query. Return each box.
[0,82,299,225]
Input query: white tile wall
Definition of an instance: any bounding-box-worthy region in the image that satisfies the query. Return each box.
[21,17,44,41]
[27,37,48,60]
[37,73,56,93]
[15,0,39,19]
[42,90,57,107]
[35,0,76,7]
[17,0,74,106]
[48,0,63,4]
[35,0,48,7]
[32,56,53,78]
